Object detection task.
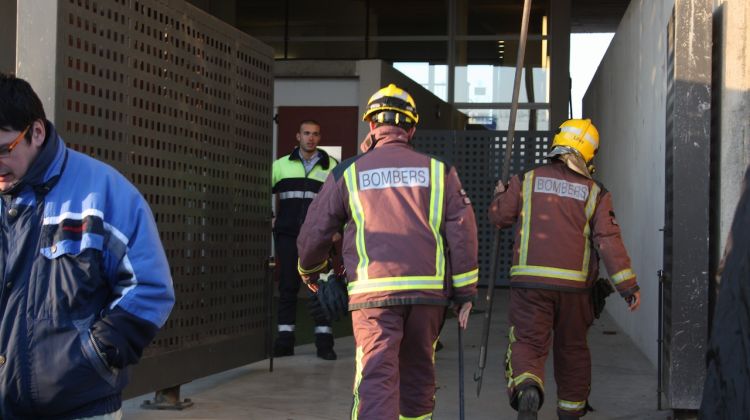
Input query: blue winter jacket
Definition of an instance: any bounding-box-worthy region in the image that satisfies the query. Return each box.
[0,123,175,419]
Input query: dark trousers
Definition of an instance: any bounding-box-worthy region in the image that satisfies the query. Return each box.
[506,287,594,418]
[350,305,445,420]
[275,234,331,336]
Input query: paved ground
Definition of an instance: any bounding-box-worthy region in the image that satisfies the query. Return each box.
[123,289,672,419]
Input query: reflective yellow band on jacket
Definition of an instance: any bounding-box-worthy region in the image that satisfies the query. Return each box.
[344,164,370,282]
[581,183,600,271]
[348,276,444,295]
[611,268,636,284]
[519,171,535,265]
[510,265,587,282]
[298,259,328,275]
[429,159,446,278]
[351,346,364,420]
[399,414,432,420]
[510,372,544,390]
[452,268,479,288]
[558,399,586,411]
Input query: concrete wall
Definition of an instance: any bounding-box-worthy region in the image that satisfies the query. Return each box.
[715,0,750,254]
[0,0,15,73]
[583,0,676,367]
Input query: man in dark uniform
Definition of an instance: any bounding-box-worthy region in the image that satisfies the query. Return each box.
[272,120,338,360]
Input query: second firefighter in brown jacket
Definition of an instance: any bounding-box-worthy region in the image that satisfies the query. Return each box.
[297,84,478,420]
[489,119,641,420]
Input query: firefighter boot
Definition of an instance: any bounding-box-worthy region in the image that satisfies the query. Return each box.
[517,387,540,420]
[273,331,295,357]
[315,332,337,360]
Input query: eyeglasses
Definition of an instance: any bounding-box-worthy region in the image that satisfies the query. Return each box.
[0,126,30,157]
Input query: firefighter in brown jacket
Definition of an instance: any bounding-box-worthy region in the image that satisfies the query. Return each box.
[297,84,479,420]
[488,119,641,420]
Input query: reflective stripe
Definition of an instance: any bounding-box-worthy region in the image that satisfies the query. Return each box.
[558,399,586,411]
[278,191,317,200]
[348,276,444,295]
[505,326,516,382]
[351,346,364,420]
[511,372,544,389]
[452,268,479,288]
[511,265,587,282]
[429,159,446,279]
[278,324,295,332]
[399,414,432,420]
[298,259,328,275]
[314,326,333,334]
[519,171,535,265]
[559,126,598,149]
[344,164,370,282]
[612,268,636,284]
[581,183,600,271]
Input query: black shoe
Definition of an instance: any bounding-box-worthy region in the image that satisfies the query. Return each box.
[517,387,540,420]
[274,343,294,357]
[274,332,295,357]
[316,348,337,360]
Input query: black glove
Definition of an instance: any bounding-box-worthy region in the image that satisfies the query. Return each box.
[591,277,614,319]
[316,271,349,322]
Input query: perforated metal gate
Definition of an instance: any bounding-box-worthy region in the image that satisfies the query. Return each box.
[19,0,274,396]
[413,130,552,286]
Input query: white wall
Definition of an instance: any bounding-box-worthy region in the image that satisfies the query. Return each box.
[583,0,676,367]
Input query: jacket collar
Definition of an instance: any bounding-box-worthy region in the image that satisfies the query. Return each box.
[288,146,332,170]
[1,121,66,197]
[371,126,411,149]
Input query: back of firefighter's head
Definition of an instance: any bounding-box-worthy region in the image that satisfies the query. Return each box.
[362,84,419,136]
[550,118,600,163]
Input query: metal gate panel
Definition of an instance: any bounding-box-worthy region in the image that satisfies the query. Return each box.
[414,130,551,286]
[18,0,274,396]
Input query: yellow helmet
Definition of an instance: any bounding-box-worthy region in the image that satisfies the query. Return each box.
[550,118,600,163]
[362,84,419,127]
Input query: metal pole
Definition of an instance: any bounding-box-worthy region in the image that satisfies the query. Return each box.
[458,321,465,420]
[267,256,276,372]
[474,0,532,397]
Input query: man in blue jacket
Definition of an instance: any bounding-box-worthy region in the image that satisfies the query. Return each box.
[0,73,175,419]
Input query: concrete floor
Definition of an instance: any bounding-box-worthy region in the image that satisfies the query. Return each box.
[123,289,672,419]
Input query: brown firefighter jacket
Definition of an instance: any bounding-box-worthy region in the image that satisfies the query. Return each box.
[488,159,639,297]
[297,126,479,310]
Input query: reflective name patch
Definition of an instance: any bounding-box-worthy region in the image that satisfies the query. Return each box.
[359,167,430,190]
[534,176,589,201]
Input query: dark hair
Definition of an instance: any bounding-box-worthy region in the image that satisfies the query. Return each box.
[0,73,47,140]
[298,119,321,132]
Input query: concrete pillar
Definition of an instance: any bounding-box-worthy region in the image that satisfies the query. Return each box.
[716,0,750,254]
[664,0,713,409]
[15,0,58,122]
[0,0,16,73]
[549,0,570,126]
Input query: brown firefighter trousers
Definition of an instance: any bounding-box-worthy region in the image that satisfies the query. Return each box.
[350,305,445,420]
[506,287,594,418]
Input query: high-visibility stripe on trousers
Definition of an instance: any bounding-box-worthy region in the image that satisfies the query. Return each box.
[505,288,594,418]
[350,305,444,420]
